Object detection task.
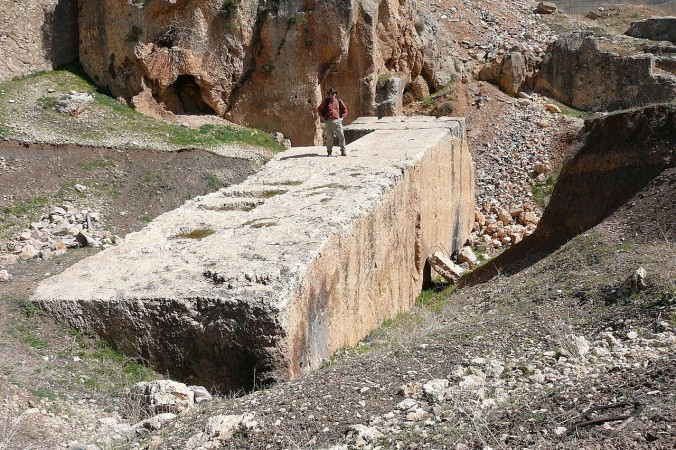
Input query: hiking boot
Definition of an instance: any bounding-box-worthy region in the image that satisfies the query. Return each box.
[340,148,347,156]
[327,149,332,157]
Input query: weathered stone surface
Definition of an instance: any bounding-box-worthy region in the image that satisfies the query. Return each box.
[534,105,676,243]
[128,380,194,415]
[77,1,439,146]
[427,251,465,284]
[32,117,474,390]
[478,50,540,96]
[0,0,78,82]
[535,32,676,111]
[625,16,676,43]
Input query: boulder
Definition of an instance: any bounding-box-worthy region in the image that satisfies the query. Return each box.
[0,270,11,282]
[625,17,676,43]
[428,251,466,283]
[33,117,475,391]
[478,50,540,96]
[456,247,478,268]
[128,380,194,416]
[536,2,557,15]
[375,77,405,118]
[56,93,94,116]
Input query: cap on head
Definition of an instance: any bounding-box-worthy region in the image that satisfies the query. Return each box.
[328,87,337,95]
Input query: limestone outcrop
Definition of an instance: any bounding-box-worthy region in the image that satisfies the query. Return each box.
[535,31,676,112]
[77,0,446,146]
[32,117,474,391]
[625,16,676,43]
[477,49,540,96]
[0,0,78,82]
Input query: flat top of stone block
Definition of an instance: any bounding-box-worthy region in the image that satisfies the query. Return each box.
[33,120,462,310]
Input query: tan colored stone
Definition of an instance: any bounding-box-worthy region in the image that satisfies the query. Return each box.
[474,210,486,227]
[33,117,474,390]
[519,211,540,225]
[544,103,562,114]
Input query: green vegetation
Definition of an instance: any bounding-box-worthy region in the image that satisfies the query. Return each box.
[261,63,275,75]
[127,25,143,42]
[219,0,240,18]
[205,173,226,190]
[415,283,453,313]
[84,340,155,391]
[81,158,115,171]
[2,196,49,217]
[173,228,215,240]
[139,214,152,223]
[552,101,591,119]
[421,80,456,107]
[532,169,560,208]
[0,65,284,152]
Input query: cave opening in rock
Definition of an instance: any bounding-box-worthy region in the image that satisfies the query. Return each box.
[162,75,215,115]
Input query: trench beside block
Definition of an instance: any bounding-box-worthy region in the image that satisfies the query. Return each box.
[32,116,475,390]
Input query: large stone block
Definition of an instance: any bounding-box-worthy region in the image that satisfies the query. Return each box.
[32,117,474,391]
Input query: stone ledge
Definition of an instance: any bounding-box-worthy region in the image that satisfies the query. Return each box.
[32,116,475,390]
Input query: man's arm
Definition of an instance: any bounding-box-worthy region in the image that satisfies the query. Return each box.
[339,100,347,118]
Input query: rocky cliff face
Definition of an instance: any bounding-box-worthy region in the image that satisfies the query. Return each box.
[0,0,78,82]
[79,0,441,146]
[534,103,676,243]
[535,31,676,112]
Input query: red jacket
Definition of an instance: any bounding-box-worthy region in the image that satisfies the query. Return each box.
[318,97,347,120]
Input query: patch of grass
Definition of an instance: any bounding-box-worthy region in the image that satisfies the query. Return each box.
[0,65,284,152]
[36,95,59,110]
[81,158,115,170]
[173,228,214,240]
[532,169,560,208]
[553,101,591,119]
[420,80,456,107]
[2,196,49,217]
[205,173,226,190]
[29,386,59,400]
[415,283,453,313]
[84,340,155,392]
[139,214,152,223]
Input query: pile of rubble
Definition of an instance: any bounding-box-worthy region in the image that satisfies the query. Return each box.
[467,202,539,249]
[0,203,118,281]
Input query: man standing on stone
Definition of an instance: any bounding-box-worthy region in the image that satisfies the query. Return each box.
[317,87,348,156]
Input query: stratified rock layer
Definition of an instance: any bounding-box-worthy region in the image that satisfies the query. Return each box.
[32,117,474,390]
[535,31,676,111]
[77,0,447,146]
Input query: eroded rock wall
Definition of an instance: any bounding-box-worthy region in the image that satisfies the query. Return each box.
[0,0,78,82]
[32,117,474,390]
[78,0,436,145]
[535,31,676,111]
[461,104,676,286]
